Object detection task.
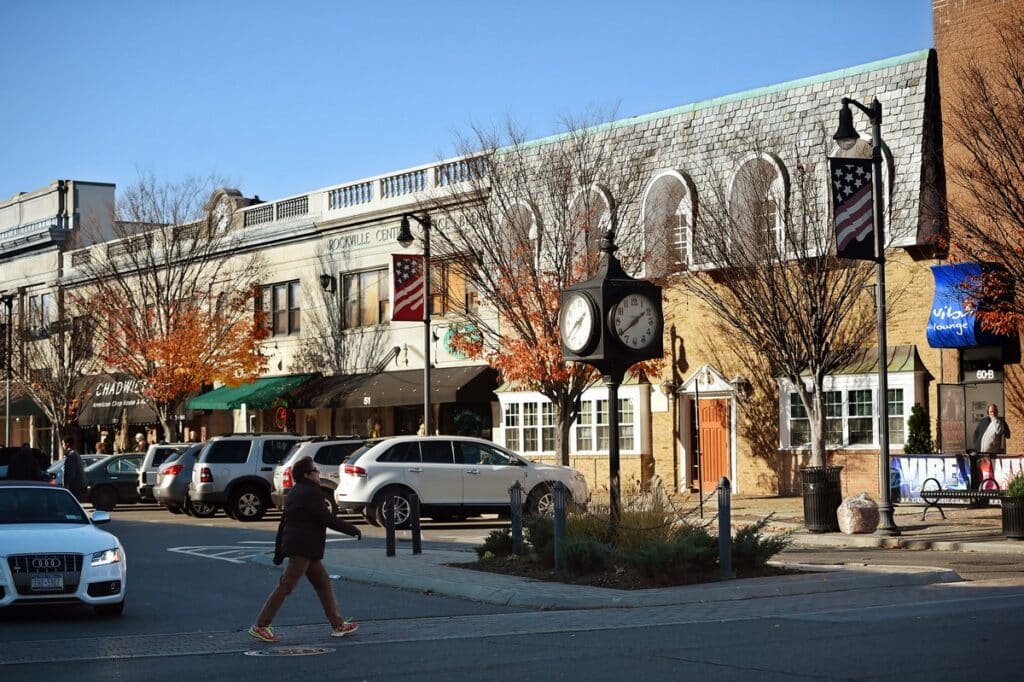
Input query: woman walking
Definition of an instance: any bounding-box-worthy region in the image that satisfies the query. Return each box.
[249,456,362,642]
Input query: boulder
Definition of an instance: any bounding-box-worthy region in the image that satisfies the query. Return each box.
[837,493,880,534]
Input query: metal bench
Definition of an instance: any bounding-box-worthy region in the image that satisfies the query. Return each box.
[918,477,1003,520]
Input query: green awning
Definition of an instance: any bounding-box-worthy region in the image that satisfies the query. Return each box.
[187,374,315,411]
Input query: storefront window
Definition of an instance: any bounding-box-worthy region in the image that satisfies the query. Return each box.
[541,403,556,451]
[503,403,520,451]
[523,402,538,451]
[847,389,874,444]
[575,400,593,451]
[784,381,909,448]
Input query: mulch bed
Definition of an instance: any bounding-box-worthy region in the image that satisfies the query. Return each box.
[449,556,799,590]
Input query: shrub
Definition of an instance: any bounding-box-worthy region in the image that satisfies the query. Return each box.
[475,528,514,559]
[904,403,934,454]
[731,516,792,571]
[621,525,717,585]
[525,515,555,566]
[1006,473,1024,499]
[561,536,611,574]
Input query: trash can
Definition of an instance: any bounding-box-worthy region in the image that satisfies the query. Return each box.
[801,465,843,533]
[1002,497,1024,540]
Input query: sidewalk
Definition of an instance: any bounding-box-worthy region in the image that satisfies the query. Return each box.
[252,495,1021,611]
[717,494,1023,554]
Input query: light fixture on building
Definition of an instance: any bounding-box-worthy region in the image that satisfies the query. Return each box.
[729,375,752,401]
[659,378,678,398]
[319,273,336,293]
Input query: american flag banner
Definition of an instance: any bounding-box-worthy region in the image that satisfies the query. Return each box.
[830,157,876,261]
[392,253,426,322]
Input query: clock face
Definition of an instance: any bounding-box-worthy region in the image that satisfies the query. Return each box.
[214,199,232,231]
[611,294,659,350]
[561,292,597,354]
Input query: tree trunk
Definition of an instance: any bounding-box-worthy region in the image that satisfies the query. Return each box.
[808,382,827,468]
[555,403,571,467]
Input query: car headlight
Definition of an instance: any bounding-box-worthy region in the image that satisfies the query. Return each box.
[91,548,122,566]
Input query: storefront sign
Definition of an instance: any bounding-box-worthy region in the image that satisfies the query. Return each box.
[890,454,970,504]
[325,226,400,254]
[926,264,1001,348]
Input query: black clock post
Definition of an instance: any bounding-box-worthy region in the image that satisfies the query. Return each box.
[560,230,663,532]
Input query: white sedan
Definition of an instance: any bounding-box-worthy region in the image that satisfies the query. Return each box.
[0,481,126,616]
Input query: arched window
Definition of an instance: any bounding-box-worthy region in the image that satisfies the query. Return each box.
[728,154,787,255]
[567,186,611,277]
[642,171,695,276]
[500,202,540,272]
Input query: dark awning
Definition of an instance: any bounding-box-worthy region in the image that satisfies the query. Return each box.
[76,374,160,426]
[0,393,45,418]
[292,366,498,409]
[187,374,316,411]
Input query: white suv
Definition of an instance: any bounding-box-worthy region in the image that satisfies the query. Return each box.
[334,436,588,528]
[271,437,369,515]
[190,433,306,522]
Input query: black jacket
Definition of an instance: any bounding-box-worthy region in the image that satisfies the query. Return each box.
[63,450,86,492]
[7,447,44,481]
[274,478,359,562]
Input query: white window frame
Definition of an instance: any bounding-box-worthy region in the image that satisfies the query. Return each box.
[496,385,641,455]
[726,152,788,254]
[779,373,914,450]
[641,170,696,273]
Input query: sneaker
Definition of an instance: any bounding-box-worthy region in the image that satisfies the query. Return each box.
[248,624,279,643]
[331,620,359,638]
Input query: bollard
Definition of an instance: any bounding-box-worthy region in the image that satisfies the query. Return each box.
[385,494,396,558]
[509,481,524,556]
[717,477,733,578]
[553,482,566,571]
[410,493,422,555]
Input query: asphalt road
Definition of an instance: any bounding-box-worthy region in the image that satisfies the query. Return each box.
[3,505,1024,680]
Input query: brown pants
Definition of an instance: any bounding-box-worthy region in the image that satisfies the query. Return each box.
[256,556,344,628]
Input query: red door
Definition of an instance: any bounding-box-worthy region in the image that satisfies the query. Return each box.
[698,399,729,490]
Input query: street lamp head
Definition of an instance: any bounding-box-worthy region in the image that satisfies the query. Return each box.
[397,215,415,248]
[833,100,861,151]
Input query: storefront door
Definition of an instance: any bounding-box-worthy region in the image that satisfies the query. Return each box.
[698,399,729,489]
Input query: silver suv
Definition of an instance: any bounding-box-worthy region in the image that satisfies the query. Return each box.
[271,437,368,515]
[137,443,190,502]
[190,433,306,522]
[334,436,589,528]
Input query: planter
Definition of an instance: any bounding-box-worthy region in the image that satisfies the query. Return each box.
[1002,497,1024,539]
[800,465,843,533]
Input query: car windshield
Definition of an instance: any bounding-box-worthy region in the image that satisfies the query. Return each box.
[0,487,89,525]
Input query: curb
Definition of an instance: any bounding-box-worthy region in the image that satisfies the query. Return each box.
[252,551,962,610]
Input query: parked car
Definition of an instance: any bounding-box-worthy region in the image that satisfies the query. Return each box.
[272,436,369,515]
[153,443,218,517]
[137,443,190,502]
[190,433,306,522]
[47,455,105,487]
[85,453,145,511]
[0,481,126,616]
[334,435,589,528]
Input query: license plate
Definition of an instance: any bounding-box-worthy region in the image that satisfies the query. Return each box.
[31,574,63,591]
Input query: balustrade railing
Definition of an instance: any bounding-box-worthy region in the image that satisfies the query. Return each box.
[328,181,374,209]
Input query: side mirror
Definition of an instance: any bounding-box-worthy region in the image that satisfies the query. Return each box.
[91,511,111,525]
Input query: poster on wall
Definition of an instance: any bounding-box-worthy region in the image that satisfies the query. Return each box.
[890,454,971,504]
[976,455,1024,489]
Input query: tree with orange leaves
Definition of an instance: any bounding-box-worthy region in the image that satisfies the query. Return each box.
[427,113,662,465]
[71,174,266,442]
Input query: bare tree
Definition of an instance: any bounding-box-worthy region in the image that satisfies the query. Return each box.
[425,112,658,465]
[70,172,267,442]
[683,134,879,468]
[943,15,1024,337]
[9,295,101,457]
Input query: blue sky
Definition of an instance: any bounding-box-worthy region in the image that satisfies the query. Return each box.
[1,0,933,203]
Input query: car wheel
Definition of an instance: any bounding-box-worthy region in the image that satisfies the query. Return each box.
[94,598,125,617]
[230,487,268,522]
[186,497,218,519]
[91,487,118,512]
[527,483,570,517]
[373,488,413,529]
[361,508,380,527]
[322,489,338,516]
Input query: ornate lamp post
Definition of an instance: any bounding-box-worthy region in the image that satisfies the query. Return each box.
[834,97,900,536]
[398,213,432,436]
